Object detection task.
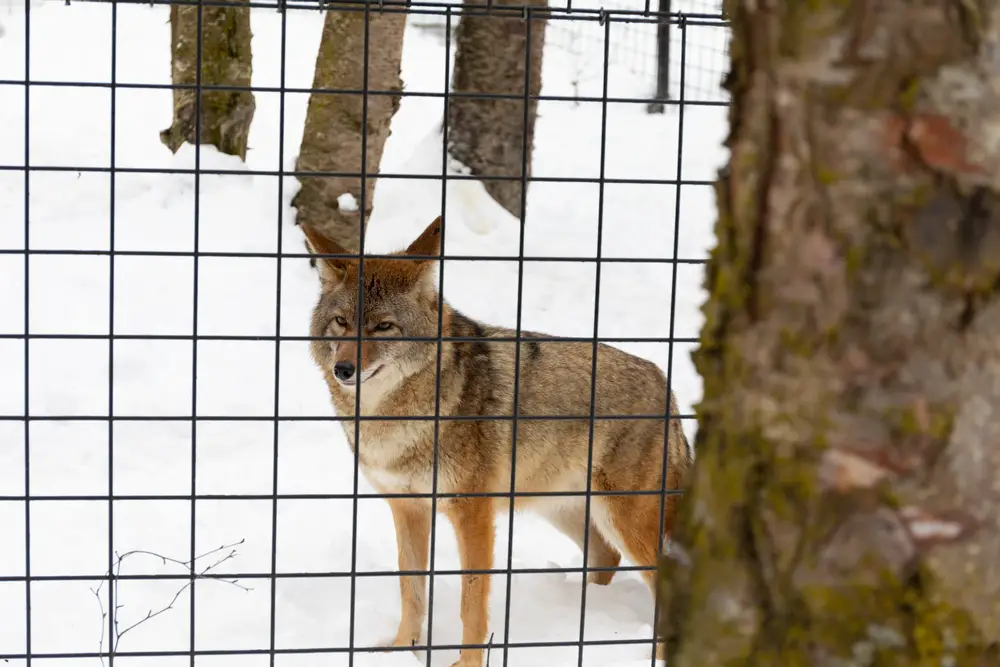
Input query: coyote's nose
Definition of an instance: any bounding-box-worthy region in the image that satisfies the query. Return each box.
[333,361,356,382]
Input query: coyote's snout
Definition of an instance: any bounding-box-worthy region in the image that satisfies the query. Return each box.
[302,217,692,667]
[330,342,385,387]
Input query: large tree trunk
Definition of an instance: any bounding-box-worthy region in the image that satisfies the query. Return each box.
[291,8,405,253]
[160,1,255,160]
[447,0,547,219]
[658,2,1000,665]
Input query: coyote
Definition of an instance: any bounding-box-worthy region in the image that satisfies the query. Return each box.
[301,217,691,667]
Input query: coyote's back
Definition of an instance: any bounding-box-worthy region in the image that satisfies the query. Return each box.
[459,314,691,498]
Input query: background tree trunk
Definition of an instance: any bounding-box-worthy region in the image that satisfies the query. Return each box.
[658,2,1000,665]
[160,1,255,160]
[291,8,405,253]
[447,0,547,219]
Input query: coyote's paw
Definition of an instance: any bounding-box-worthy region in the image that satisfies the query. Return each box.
[586,570,616,586]
[376,629,421,652]
[449,653,484,667]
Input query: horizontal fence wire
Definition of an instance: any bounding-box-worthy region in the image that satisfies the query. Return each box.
[1,489,687,501]
[2,638,667,662]
[0,562,671,585]
[0,80,730,107]
[13,0,719,17]
[1,0,730,664]
[1,414,698,422]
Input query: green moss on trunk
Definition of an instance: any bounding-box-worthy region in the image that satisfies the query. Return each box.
[160,1,255,160]
[658,1,1000,664]
[291,6,405,252]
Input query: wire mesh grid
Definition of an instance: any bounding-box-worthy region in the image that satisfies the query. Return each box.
[545,0,728,104]
[0,0,729,665]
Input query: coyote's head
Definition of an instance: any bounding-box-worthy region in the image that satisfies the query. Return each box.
[301,217,444,395]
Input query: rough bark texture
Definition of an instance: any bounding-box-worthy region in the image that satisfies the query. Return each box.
[658,1,1000,665]
[160,1,255,160]
[447,1,547,219]
[291,7,405,253]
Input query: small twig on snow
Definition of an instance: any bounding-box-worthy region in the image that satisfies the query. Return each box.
[90,538,250,666]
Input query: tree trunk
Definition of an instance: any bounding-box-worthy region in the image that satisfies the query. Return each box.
[291,8,405,253]
[447,0,547,219]
[160,1,255,160]
[658,2,1000,665]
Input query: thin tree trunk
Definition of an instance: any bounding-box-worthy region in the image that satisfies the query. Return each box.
[658,2,1000,665]
[160,1,255,160]
[292,8,405,253]
[448,0,547,219]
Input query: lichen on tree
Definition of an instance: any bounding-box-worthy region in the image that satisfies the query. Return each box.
[291,5,405,253]
[160,0,255,161]
[447,0,548,219]
[658,1,1000,664]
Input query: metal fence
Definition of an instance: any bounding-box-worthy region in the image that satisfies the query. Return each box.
[0,0,729,665]
[546,0,729,105]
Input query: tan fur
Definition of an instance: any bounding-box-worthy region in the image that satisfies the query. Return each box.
[301,218,692,666]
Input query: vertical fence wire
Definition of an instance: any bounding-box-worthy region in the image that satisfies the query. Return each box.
[22,0,32,664]
[348,5,374,666]
[107,1,119,664]
[426,6,454,666]
[189,0,206,663]
[268,1,291,665]
[500,5,536,667]
[575,13,611,667]
[650,13,688,666]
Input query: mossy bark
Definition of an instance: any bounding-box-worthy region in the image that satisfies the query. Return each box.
[447,0,547,219]
[658,1,1000,665]
[160,1,255,160]
[291,7,405,253]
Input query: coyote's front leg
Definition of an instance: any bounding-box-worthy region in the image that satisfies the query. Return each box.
[387,498,431,649]
[445,497,495,667]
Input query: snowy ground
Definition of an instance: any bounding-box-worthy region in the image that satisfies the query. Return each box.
[0,1,728,666]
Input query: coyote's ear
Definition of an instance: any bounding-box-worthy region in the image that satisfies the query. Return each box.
[403,216,442,262]
[300,224,351,284]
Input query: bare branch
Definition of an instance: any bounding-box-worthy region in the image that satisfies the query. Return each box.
[89,584,109,667]
[89,538,250,664]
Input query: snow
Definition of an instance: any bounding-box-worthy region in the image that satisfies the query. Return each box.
[337,192,359,214]
[0,1,728,666]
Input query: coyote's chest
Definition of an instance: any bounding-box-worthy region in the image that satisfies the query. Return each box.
[340,418,435,495]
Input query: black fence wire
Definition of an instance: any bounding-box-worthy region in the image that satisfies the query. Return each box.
[1,0,730,665]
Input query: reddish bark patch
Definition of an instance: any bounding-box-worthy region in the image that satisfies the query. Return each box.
[885,113,984,175]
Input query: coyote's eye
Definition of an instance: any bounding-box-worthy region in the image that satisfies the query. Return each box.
[333,316,348,328]
[374,321,394,332]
